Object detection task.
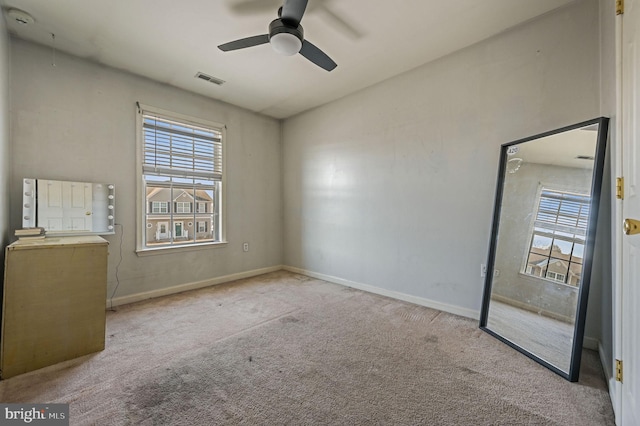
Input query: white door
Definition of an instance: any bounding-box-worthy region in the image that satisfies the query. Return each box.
[621,0,640,423]
[64,181,93,231]
[37,180,93,232]
[157,222,169,239]
[37,180,64,231]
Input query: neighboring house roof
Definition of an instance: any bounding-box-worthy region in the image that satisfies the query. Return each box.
[533,258,563,269]
[146,187,213,202]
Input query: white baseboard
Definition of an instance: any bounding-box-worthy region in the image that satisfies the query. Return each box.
[599,341,617,416]
[283,265,480,320]
[107,265,284,307]
[583,336,600,351]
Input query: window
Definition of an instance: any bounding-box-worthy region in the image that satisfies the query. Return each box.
[138,105,224,250]
[151,201,168,214]
[546,271,566,282]
[175,202,191,213]
[524,189,589,286]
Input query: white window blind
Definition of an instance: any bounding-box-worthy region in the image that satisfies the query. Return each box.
[142,113,223,180]
[534,189,590,238]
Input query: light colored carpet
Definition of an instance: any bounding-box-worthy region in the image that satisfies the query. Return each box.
[0,271,614,425]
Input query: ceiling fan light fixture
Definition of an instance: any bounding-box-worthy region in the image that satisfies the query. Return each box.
[270,32,302,56]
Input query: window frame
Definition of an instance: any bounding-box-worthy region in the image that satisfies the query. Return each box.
[175,201,192,214]
[151,201,169,214]
[521,185,589,286]
[136,104,227,255]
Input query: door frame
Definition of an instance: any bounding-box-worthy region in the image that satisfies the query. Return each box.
[613,0,623,419]
[613,0,639,422]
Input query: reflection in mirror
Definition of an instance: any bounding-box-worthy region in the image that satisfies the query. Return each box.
[480,118,609,382]
[22,178,116,236]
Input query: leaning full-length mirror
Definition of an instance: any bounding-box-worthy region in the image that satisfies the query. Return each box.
[480,117,609,382]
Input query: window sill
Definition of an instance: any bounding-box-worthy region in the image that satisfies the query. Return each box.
[136,241,228,257]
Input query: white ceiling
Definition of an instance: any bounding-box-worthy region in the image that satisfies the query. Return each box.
[1,0,576,119]
[517,125,600,170]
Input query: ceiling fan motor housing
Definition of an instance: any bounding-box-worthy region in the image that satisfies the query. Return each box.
[269,18,303,42]
[269,19,304,55]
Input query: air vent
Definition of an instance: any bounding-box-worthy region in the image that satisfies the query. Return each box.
[195,72,225,86]
[576,155,595,160]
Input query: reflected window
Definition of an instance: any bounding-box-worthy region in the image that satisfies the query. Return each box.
[139,107,223,249]
[524,189,589,286]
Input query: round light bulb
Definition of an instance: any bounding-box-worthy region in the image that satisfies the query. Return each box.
[270,33,302,56]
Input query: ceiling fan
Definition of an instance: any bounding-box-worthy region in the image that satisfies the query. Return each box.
[218,0,337,71]
[228,0,362,40]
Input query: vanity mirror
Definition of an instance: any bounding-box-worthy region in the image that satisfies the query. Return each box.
[22,178,115,236]
[479,117,609,382]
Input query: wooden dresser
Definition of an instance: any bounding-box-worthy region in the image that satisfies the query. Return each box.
[1,236,108,379]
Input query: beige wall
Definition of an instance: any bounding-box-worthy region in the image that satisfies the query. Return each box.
[282,0,602,332]
[9,39,283,301]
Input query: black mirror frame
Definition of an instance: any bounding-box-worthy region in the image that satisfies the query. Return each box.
[479,117,609,382]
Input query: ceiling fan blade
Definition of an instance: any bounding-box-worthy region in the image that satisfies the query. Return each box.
[218,34,270,52]
[299,40,337,71]
[281,0,308,26]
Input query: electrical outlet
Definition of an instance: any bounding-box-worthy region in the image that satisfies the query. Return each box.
[481,264,487,277]
[243,242,249,252]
